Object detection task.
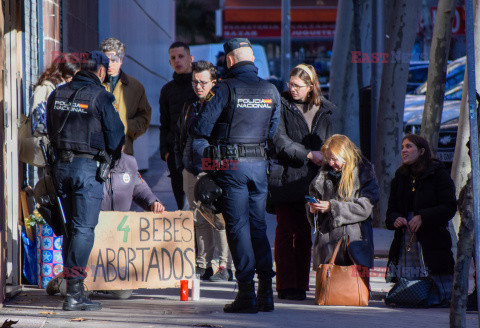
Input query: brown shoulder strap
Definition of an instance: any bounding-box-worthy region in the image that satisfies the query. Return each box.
[329,234,349,264]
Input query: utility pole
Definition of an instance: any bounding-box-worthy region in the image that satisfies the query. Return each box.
[370,0,384,163]
[281,0,291,82]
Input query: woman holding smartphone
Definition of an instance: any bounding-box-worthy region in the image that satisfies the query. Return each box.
[268,64,334,300]
[307,134,379,290]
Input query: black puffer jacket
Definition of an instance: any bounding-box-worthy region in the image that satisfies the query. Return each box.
[386,160,457,276]
[159,72,197,160]
[268,93,334,204]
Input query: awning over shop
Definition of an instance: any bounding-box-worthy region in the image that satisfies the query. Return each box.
[224,9,337,23]
[222,0,337,39]
[223,23,335,39]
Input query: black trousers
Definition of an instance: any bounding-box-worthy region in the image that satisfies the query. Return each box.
[54,157,103,280]
[166,154,189,210]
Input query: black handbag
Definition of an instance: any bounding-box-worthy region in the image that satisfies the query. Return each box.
[34,175,65,236]
[385,222,441,307]
[385,276,440,307]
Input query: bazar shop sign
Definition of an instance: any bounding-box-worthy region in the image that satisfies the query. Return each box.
[84,211,194,290]
[223,23,336,39]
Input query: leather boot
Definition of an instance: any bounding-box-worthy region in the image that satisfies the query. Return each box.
[257,278,274,312]
[63,279,102,311]
[224,281,258,313]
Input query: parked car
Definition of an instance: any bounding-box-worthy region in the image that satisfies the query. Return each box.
[404,81,462,166]
[406,64,429,93]
[404,56,465,106]
[404,120,458,167]
[320,82,329,99]
[412,56,465,95]
[189,43,270,80]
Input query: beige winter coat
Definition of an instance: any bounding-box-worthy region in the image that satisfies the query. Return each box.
[103,71,151,155]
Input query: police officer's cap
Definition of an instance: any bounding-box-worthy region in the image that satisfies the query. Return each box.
[87,51,109,71]
[223,38,252,55]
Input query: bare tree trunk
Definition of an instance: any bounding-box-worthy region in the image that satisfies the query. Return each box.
[329,0,360,145]
[373,0,422,227]
[450,176,475,328]
[450,0,480,325]
[451,0,480,248]
[449,72,470,260]
[353,0,372,89]
[449,69,470,262]
[420,0,456,154]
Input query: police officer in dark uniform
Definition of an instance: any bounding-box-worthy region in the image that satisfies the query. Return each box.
[190,38,280,313]
[46,51,125,311]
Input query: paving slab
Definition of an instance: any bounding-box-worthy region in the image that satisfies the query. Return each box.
[0,315,46,328]
[2,282,479,328]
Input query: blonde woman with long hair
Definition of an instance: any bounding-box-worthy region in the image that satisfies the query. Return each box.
[307,134,379,291]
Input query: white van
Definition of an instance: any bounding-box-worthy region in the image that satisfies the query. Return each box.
[189,43,270,80]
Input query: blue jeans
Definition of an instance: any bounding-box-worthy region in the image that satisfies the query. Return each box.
[54,157,103,280]
[213,158,275,282]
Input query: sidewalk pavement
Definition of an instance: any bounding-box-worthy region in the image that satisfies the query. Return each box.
[1,150,477,327]
[2,274,478,328]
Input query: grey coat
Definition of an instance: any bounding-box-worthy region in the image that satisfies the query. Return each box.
[307,158,379,269]
[101,153,159,211]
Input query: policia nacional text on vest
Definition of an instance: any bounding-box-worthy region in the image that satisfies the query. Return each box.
[204,78,277,161]
[50,84,112,181]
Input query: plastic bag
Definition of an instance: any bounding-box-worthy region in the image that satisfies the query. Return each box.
[21,226,38,285]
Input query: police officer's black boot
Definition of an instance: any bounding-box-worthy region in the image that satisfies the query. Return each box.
[223,281,258,313]
[63,279,102,311]
[257,278,274,312]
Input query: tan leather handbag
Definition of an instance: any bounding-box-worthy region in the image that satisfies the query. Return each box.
[19,114,48,167]
[315,235,369,306]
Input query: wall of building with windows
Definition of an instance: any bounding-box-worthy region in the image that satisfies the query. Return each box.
[99,0,175,169]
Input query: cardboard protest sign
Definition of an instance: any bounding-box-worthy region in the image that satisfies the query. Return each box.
[84,211,194,290]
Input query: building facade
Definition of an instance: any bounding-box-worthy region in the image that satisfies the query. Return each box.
[219,0,337,82]
[0,0,175,304]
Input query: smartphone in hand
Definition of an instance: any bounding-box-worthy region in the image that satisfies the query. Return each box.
[305,196,319,203]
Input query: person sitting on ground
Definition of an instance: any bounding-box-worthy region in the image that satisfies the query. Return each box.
[307,134,378,293]
[101,151,164,213]
[385,134,456,306]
